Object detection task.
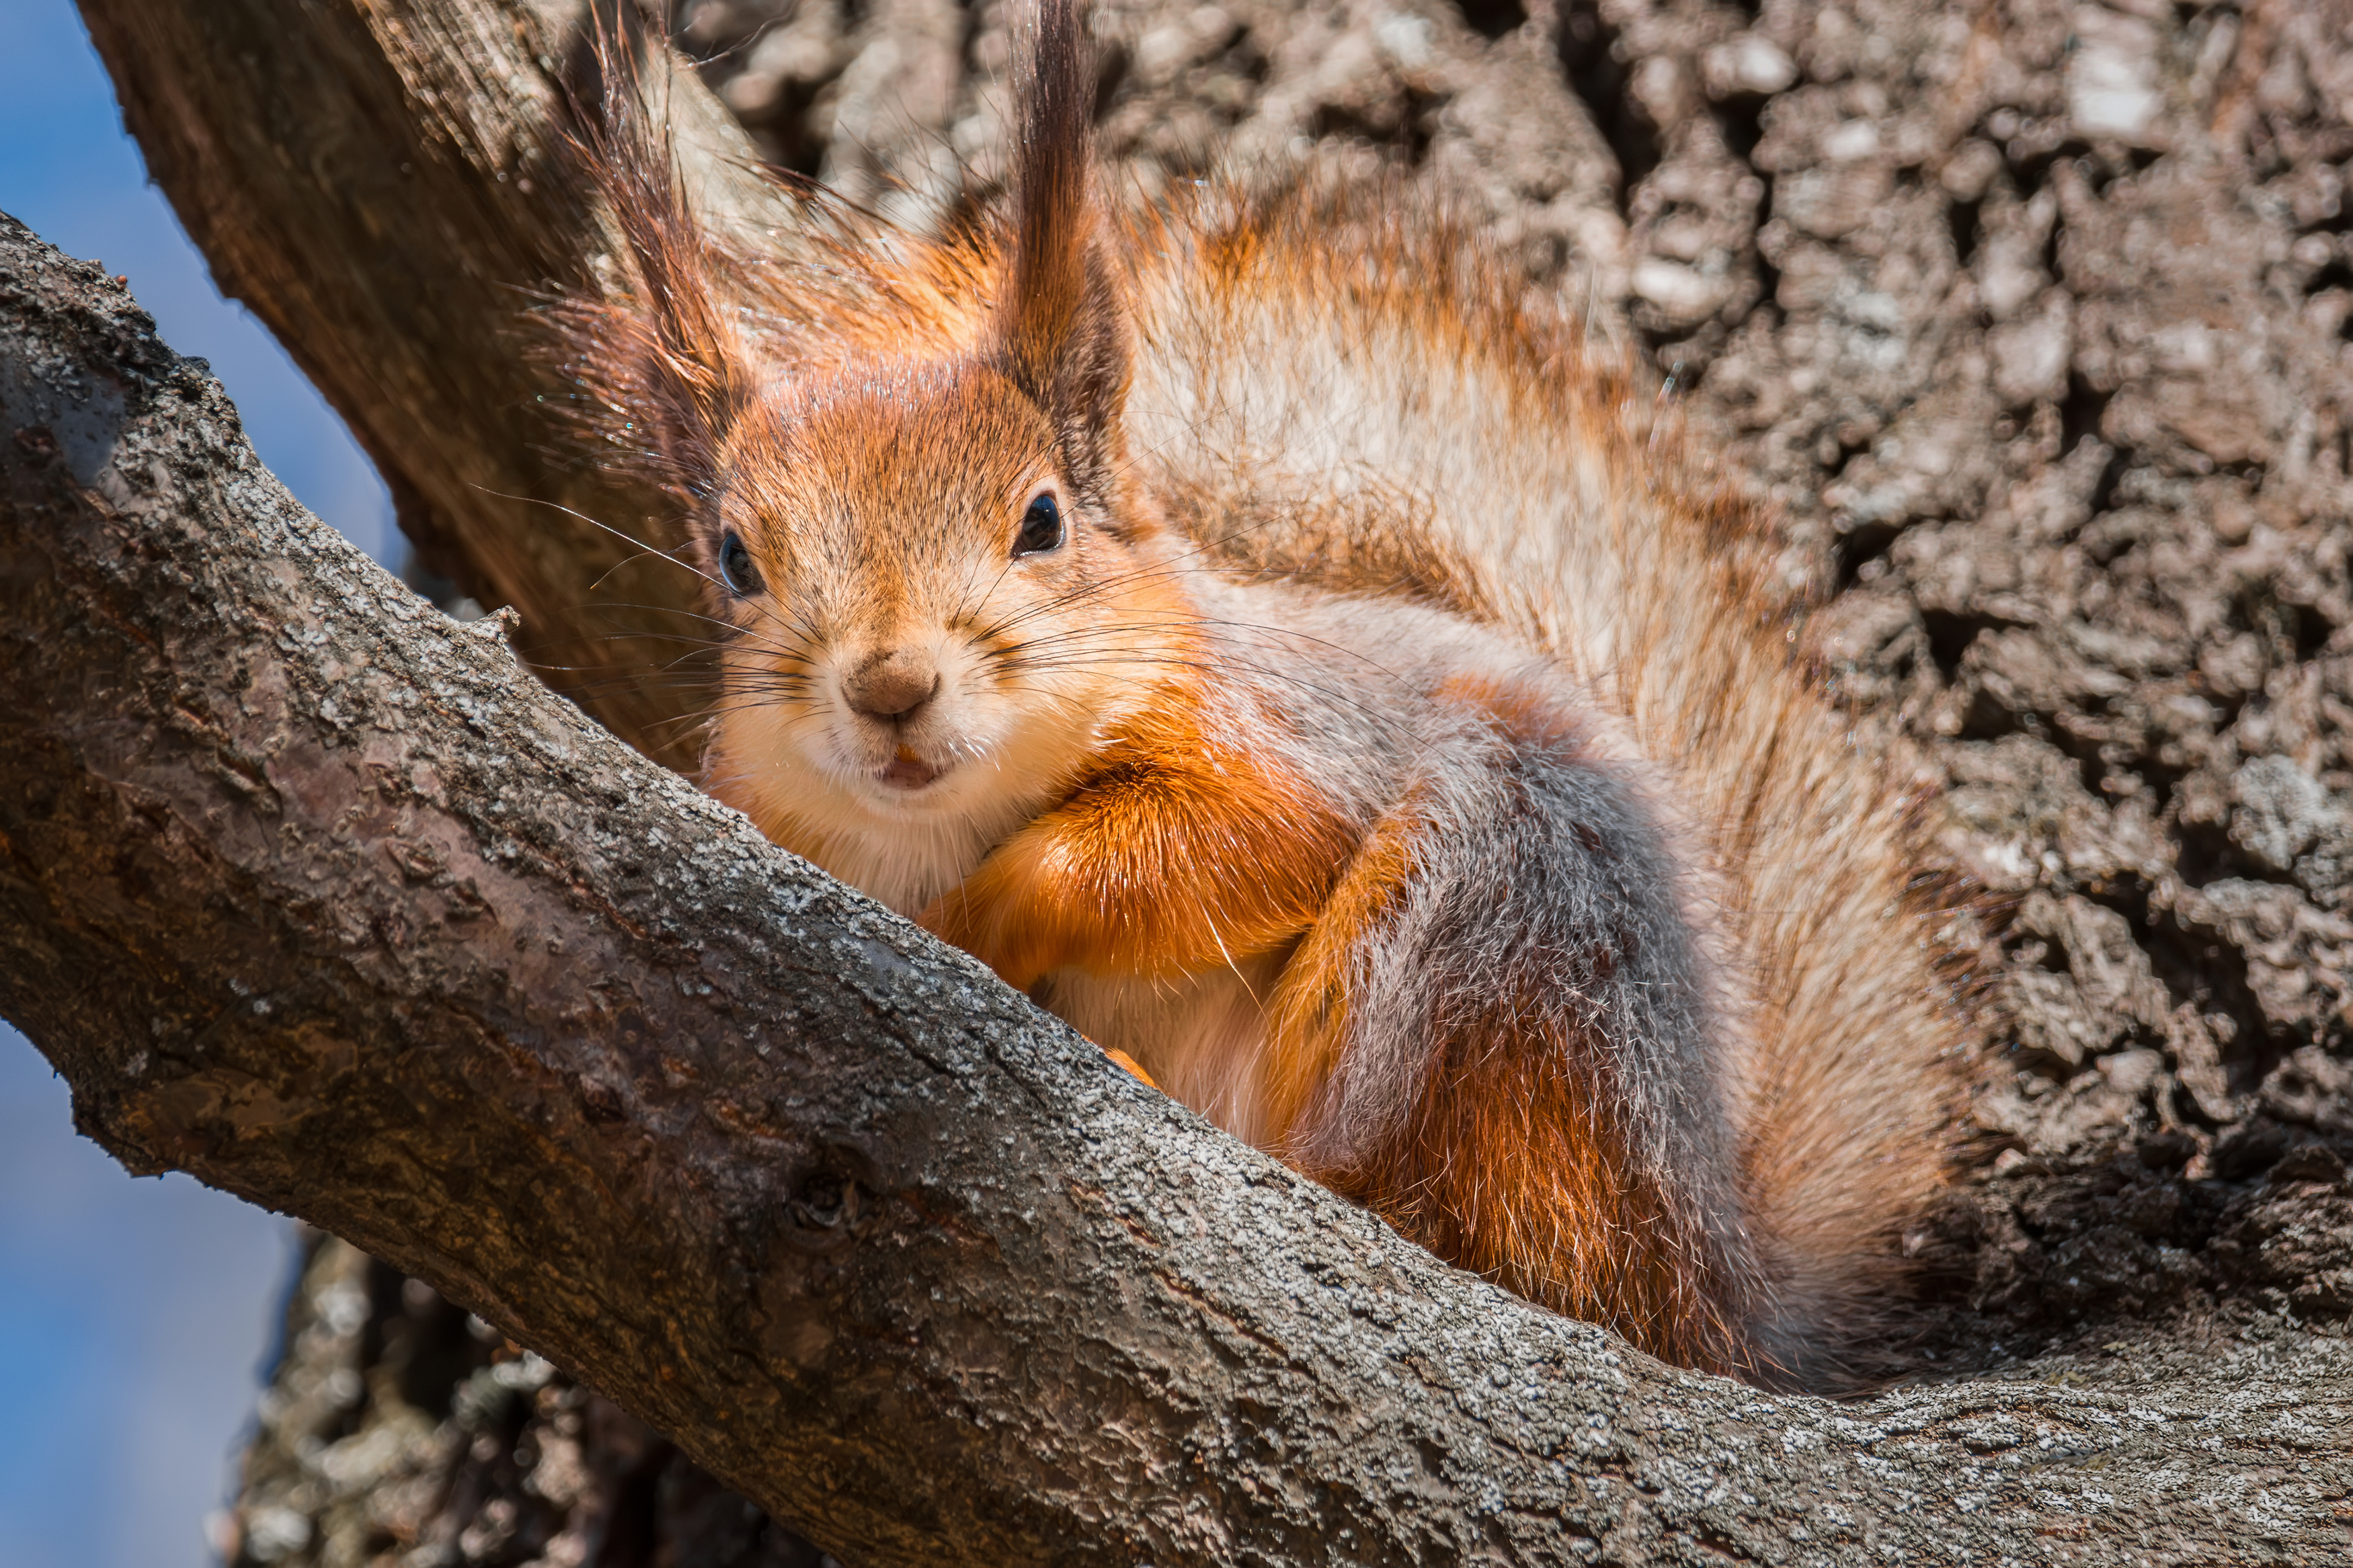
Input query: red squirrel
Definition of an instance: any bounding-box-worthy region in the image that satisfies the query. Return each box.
[565,2,1968,1388]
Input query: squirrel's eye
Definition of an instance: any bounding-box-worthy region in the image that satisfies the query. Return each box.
[717,530,763,596]
[1014,492,1064,557]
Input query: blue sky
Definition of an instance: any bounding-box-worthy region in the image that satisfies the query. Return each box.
[2,3,399,1564]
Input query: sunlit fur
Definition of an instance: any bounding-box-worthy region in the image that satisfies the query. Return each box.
[691,358,1197,915]
[562,1,1970,1389]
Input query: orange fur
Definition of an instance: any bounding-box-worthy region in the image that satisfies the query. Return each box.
[1257,795,1421,1145]
[1357,1002,1750,1371]
[925,679,1357,991]
[1261,673,1761,1374]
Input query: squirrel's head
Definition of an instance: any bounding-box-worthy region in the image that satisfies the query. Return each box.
[586,0,1187,852]
[696,317,1174,827]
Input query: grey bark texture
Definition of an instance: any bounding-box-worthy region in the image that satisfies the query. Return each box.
[19,0,2353,1558]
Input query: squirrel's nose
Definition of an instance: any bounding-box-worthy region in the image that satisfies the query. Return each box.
[842,649,941,720]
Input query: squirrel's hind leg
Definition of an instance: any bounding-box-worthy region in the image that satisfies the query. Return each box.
[1265,684,1772,1377]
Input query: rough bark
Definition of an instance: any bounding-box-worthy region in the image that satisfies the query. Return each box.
[9,212,2352,1565]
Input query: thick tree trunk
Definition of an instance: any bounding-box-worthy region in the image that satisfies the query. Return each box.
[8,212,2350,1564]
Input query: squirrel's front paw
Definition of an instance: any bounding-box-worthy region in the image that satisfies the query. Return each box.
[1102,1047,1158,1088]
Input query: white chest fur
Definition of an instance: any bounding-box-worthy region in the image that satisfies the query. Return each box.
[1038,951,1291,1151]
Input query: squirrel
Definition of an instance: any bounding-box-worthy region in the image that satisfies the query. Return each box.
[562,1,1968,1389]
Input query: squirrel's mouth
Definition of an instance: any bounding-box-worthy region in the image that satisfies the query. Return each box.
[877,747,941,792]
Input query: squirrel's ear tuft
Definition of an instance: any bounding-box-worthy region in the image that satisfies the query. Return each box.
[561,19,754,495]
[1001,0,1129,464]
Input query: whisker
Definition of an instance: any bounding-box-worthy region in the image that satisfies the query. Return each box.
[470,484,833,655]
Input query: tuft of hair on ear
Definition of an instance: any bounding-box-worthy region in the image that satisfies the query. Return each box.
[1000,0,1130,465]
[557,16,754,501]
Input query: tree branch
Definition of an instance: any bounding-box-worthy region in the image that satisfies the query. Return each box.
[4,212,2345,1566]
